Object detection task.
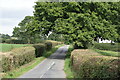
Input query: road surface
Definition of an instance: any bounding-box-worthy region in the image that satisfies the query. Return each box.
[19,45,69,78]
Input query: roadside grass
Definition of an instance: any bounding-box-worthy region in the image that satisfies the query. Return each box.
[0,44,31,52]
[94,49,119,57]
[64,45,74,78]
[2,44,64,78]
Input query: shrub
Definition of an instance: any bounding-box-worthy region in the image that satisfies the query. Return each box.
[0,38,5,43]
[45,40,64,48]
[44,41,52,51]
[94,43,120,52]
[71,49,119,78]
[5,39,12,43]
[1,46,35,72]
[33,44,46,57]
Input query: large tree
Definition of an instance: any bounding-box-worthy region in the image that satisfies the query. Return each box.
[12,16,43,43]
[33,2,119,48]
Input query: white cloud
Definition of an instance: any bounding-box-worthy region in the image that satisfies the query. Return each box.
[0,0,37,36]
[0,0,36,10]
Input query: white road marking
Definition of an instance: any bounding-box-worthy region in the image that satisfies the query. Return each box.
[40,62,55,78]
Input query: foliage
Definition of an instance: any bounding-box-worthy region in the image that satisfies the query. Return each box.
[0,33,10,39]
[45,40,64,47]
[0,33,11,43]
[93,43,120,52]
[12,16,45,44]
[33,44,46,57]
[1,41,64,77]
[34,2,120,48]
[1,47,35,72]
[2,57,45,78]
[48,32,65,42]
[42,44,64,58]
[71,49,119,78]
[44,41,52,51]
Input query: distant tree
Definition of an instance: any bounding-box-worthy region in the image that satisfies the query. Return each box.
[12,16,47,44]
[0,33,11,43]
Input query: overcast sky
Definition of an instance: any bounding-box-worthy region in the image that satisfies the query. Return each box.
[0,0,37,36]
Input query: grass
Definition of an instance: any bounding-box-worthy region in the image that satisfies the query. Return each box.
[94,49,119,57]
[64,45,74,78]
[93,43,120,52]
[64,58,74,78]
[0,44,32,52]
[2,44,64,78]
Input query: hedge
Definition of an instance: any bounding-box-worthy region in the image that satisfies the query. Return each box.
[33,44,46,57]
[33,41,63,57]
[71,49,119,78]
[45,40,64,48]
[1,46,35,72]
[44,41,52,51]
[0,40,63,72]
[3,39,27,44]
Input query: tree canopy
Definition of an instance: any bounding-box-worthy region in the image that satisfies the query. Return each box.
[12,2,120,48]
[33,2,120,48]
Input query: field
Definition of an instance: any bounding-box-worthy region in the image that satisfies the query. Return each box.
[94,43,120,52]
[0,44,31,52]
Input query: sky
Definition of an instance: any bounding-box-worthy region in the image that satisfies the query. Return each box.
[0,0,37,36]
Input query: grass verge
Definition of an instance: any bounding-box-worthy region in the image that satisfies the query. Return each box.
[94,49,119,57]
[64,45,74,78]
[2,44,64,78]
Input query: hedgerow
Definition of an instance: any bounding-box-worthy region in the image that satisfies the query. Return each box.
[1,47,35,72]
[71,49,119,78]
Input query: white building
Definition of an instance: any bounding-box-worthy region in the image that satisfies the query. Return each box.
[97,37,115,43]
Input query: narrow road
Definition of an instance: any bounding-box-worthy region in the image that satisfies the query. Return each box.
[19,45,69,78]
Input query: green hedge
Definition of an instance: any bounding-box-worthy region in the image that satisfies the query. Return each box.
[0,40,63,72]
[1,47,35,72]
[94,43,120,52]
[33,41,63,57]
[44,41,52,51]
[4,39,27,44]
[71,49,119,78]
[45,40,64,48]
[33,44,46,57]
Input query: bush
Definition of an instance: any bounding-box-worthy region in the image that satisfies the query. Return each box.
[44,41,52,51]
[0,38,6,43]
[94,43,120,52]
[45,40,64,48]
[1,46,35,72]
[33,44,46,57]
[71,49,119,78]
[5,39,12,43]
